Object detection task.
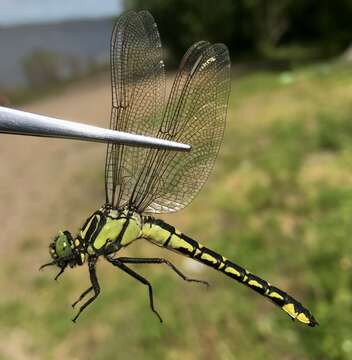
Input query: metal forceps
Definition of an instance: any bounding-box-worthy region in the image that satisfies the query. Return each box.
[0,106,191,151]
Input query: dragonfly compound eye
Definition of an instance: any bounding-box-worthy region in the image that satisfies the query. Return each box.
[50,230,73,260]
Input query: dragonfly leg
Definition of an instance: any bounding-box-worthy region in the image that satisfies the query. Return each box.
[106,256,163,323]
[39,260,56,270]
[71,286,93,308]
[39,261,66,281]
[117,257,209,287]
[54,264,67,281]
[72,257,100,322]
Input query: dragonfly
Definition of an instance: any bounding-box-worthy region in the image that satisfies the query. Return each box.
[40,10,318,327]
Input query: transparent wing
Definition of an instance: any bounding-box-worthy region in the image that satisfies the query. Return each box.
[105,10,165,207]
[128,41,231,213]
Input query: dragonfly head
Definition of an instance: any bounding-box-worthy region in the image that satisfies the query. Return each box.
[49,230,78,268]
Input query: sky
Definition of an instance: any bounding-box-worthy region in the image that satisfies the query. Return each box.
[0,0,122,26]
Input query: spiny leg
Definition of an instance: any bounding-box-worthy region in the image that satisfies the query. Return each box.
[71,286,93,309]
[106,256,163,323]
[117,257,209,287]
[72,257,100,322]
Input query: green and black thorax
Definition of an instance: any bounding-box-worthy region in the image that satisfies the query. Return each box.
[75,207,143,257]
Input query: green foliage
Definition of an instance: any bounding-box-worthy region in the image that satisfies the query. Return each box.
[315,111,352,151]
[286,0,352,54]
[22,50,67,87]
[125,0,242,63]
[229,101,352,360]
[124,0,352,61]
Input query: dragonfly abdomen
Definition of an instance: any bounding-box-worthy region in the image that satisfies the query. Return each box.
[142,217,318,327]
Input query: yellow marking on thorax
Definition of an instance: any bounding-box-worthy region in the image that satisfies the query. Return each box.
[80,253,86,263]
[93,218,124,249]
[120,219,142,246]
[80,215,99,239]
[93,217,142,249]
[107,209,119,218]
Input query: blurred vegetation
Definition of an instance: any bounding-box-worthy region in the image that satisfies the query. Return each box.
[6,60,109,106]
[2,60,352,359]
[22,50,69,88]
[125,0,352,63]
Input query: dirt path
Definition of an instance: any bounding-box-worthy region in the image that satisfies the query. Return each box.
[0,73,111,255]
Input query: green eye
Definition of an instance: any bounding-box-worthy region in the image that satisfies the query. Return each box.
[55,231,72,258]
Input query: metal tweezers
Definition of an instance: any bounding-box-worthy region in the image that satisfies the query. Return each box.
[0,106,191,151]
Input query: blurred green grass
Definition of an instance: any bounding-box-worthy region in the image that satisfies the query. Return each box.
[2,61,352,359]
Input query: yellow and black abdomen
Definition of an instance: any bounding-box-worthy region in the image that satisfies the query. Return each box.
[142,217,318,327]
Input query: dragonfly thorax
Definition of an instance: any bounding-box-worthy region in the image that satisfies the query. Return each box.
[76,207,143,255]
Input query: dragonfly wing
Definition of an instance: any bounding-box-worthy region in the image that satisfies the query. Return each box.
[129,41,231,213]
[105,10,165,208]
